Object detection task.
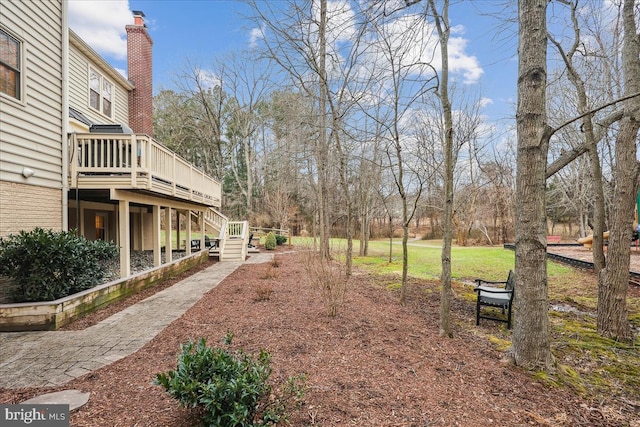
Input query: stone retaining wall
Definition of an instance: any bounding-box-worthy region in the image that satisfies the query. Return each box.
[0,251,209,332]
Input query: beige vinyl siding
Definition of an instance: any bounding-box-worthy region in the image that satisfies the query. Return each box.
[69,43,130,126]
[0,0,63,190]
[68,45,85,111]
[113,84,129,124]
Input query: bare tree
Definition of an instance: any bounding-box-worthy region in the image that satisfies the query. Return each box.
[546,0,622,273]
[249,1,376,273]
[423,0,488,336]
[363,8,437,303]
[597,0,640,342]
[476,150,516,245]
[426,0,456,337]
[264,90,317,231]
[543,0,640,341]
[218,52,274,218]
[177,61,229,181]
[247,0,333,259]
[356,118,384,256]
[154,82,226,182]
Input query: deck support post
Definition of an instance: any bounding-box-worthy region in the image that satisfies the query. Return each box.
[153,205,161,267]
[185,210,192,255]
[199,212,205,251]
[119,200,130,278]
[165,207,172,263]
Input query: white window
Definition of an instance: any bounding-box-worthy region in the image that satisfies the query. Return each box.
[89,67,113,117]
[0,28,21,100]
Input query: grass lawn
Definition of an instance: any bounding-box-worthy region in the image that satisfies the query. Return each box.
[352,238,575,281]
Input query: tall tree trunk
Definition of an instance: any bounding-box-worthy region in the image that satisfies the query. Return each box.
[588,142,607,273]
[429,0,453,338]
[359,206,367,256]
[316,0,331,260]
[513,0,554,371]
[333,130,353,276]
[597,0,640,341]
[396,135,410,304]
[358,150,376,257]
[388,212,393,264]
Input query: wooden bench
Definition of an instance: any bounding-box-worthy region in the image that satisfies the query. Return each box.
[547,235,562,244]
[474,270,515,329]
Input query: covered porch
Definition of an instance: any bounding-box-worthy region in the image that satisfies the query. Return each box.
[68,132,249,277]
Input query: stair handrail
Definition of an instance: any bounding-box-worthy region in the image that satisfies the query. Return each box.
[225,220,249,260]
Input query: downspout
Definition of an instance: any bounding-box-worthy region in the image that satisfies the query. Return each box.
[61,0,69,231]
[73,133,79,233]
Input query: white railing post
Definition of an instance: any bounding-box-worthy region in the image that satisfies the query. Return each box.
[172,152,177,195]
[69,133,78,187]
[130,135,137,186]
[189,164,194,201]
[146,138,152,171]
[241,221,248,260]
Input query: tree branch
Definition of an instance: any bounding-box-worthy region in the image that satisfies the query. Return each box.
[545,91,640,141]
[546,109,625,178]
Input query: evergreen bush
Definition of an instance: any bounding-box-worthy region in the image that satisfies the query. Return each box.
[275,234,287,246]
[0,228,118,302]
[264,232,277,250]
[156,336,306,426]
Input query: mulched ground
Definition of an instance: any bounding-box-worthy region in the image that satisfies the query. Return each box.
[1,249,636,426]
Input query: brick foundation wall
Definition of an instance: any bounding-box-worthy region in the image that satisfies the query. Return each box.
[0,181,62,237]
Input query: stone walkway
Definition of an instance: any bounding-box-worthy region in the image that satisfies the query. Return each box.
[0,253,273,389]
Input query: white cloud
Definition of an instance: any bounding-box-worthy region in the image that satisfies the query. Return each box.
[310,0,356,44]
[249,25,265,49]
[326,0,356,43]
[68,0,132,60]
[114,67,127,78]
[195,69,222,91]
[448,36,483,84]
[364,14,483,87]
[450,24,465,35]
[478,97,493,108]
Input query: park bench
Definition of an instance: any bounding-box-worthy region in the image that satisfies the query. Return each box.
[474,270,515,329]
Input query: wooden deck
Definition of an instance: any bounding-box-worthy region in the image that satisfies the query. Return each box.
[69,133,221,207]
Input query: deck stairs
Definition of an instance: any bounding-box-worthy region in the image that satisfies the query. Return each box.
[193,208,249,261]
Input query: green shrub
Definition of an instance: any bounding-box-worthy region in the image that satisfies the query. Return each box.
[155,336,306,427]
[275,234,287,246]
[0,228,118,302]
[264,232,277,250]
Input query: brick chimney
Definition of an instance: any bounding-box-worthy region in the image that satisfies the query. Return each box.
[126,10,153,136]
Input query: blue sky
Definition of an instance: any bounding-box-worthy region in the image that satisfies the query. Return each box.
[68,0,520,126]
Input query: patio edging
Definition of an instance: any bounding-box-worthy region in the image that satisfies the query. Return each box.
[0,251,209,332]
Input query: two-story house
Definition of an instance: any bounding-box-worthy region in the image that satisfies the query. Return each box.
[1,1,248,279]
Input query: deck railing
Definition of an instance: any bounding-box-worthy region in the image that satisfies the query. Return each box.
[69,133,221,207]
